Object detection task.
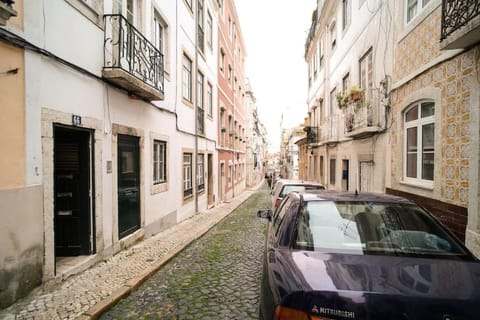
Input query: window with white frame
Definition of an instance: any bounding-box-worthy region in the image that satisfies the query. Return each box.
[207,82,213,117]
[153,140,166,184]
[197,71,205,134]
[318,38,323,68]
[330,22,336,50]
[342,73,350,93]
[404,101,435,183]
[153,12,165,54]
[197,0,204,52]
[183,54,192,102]
[406,0,431,23]
[342,0,351,30]
[183,153,193,197]
[359,48,373,89]
[197,154,205,192]
[207,11,213,48]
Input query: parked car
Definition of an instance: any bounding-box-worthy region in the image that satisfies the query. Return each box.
[257,190,480,320]
[270,179,325,210]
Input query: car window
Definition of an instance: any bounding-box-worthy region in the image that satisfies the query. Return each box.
[279,184,324,198]
[273,197,293,237]
[293,201,471,259]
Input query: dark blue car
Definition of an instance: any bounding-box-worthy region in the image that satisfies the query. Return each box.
[257,191,480,320]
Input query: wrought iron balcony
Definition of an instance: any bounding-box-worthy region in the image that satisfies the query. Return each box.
[304,126,318,144]
[344,88,382,139]
[441,0,480,50]
[319,115,339,145]
[103,14,164,101]
[0,0,17,26]
[198,26,205,53]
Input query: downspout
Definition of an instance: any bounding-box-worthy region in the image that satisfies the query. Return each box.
[194,2,199,212]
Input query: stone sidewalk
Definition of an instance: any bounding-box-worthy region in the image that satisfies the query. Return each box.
[0,183,263,320]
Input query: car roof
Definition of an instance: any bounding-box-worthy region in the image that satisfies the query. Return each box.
[276,179,324,186]
[294,190,415,204]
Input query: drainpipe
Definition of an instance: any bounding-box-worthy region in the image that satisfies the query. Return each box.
[194,3,199,212]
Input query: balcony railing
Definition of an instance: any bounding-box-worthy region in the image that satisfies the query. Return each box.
[0,0,17,26]
[103,14,164,101]
[197,107,205,135]
[319,115,339,144]
[304,126,318,144]
[344,88,382,138]
[441,0,480,49]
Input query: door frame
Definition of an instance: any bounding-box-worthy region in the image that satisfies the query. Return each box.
[53,124,96,258]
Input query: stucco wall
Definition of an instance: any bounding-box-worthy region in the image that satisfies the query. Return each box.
[0,185,43,309]
[0,42,25,188]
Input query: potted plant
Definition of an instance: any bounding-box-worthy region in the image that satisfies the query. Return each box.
[336,92,350,110]
[347,85,363,102]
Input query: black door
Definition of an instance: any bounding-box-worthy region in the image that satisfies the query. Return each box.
[118,135,140,239]
[54,126,93,256]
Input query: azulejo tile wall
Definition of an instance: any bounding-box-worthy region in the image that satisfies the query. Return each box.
[391,6,477,209]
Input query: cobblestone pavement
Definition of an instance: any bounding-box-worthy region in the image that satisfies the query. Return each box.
[100,185,270,320]
[0,182,266,320]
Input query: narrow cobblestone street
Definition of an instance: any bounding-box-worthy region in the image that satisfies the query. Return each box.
[100,184,270,319]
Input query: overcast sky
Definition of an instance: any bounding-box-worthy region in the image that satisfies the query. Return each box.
[235,0,316,152]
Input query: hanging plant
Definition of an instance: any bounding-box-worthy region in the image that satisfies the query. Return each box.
[336,92,350,111]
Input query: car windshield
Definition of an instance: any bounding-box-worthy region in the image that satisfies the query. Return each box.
[279,185,324,198]
[293,201,470,259]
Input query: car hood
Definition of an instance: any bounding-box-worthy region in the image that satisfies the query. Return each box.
[277,250,480,319]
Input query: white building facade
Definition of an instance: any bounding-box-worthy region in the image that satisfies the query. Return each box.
[0,0,222,307]
[304,0,393,193]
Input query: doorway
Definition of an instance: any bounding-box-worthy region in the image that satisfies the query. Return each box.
[207,154,214,205]
[117,134,140,239]
[342,159,349,191]
[54,125,94,257]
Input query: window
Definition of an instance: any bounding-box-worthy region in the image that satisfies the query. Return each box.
[342,73,350,92]
[404,101,435,183]
[318,39,323,68]
[207,11,213,48]
[342,0,351,30]
[207,82,213,117]
[197,154,205,192]
[330,158,336,185]
[183,153,193,197]
[406,0,431,23]
[153,11,168,70]
[182,54,192,102]
[153,140,166,184]
[196,71,204,108]
[197,71,205,134]
[330,22,336,50]
[359,48,373,89]
[153,13,165,54]
[197,0,204,52]
[220,48,225,72]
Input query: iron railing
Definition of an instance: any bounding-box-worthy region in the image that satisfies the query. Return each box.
[103,14,164,94]
[343,88,380,133]
[1,0,15,7]
[304,126,318,144]
[441,0,480,40]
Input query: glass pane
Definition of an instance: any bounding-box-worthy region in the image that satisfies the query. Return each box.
[406,127,417,178]
[422,123,435,180]
[405,105,418,122]
[421,102,435,118]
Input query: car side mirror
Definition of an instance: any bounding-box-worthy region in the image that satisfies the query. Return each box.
[257,209,272,220]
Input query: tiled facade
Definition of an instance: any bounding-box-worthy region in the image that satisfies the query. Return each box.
[389,3,479,244]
